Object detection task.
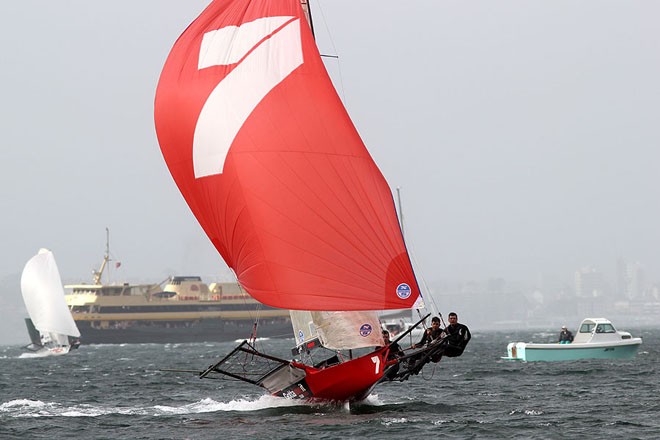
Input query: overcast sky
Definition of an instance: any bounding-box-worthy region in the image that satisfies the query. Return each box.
[1,1,659,342]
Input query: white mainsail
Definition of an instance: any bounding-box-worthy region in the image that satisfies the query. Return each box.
[21,249,80,344]
[290,310,383,351]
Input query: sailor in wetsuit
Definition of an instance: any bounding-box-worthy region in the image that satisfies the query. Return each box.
[413,316,443,348]
[382,330,404,380]
[405,316,444,369]
[442,312,471,357]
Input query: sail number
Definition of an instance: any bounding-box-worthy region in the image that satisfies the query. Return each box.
[193,17,303,178]
[371,356,380,374]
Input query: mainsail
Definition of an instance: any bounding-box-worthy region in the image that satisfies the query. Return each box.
[21,249,81,342]
[154,0,421,312]
[290,310,383,351]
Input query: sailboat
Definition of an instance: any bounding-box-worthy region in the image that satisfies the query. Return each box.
[155,0,458,401]
[21,249,81,356]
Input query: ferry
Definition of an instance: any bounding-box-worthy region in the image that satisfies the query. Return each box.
[63,233,290,344]
[64,228,292,344]
[65,275,291,344]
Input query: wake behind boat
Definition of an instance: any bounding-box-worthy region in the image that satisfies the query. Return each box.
[21,249,81,356]
[154,0,463,402]
[503,318,642,362]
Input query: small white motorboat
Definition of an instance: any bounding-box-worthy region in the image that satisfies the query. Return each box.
[502,318,642,362]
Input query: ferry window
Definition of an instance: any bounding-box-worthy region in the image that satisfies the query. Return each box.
[580,323,595,333]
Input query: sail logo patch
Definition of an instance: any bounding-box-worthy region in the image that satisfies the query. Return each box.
[359,324,373,337]
[193,16,304,178]
[298,329,305,342]
[396,283,412,299]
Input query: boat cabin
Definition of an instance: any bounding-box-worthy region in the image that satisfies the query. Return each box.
[572,318,635,344]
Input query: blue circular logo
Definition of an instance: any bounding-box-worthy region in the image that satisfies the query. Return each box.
[396,283,412,299]
[359,324,373,337]
[298,330,304,342]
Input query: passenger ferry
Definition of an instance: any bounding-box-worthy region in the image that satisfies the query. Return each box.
[65,275,291,344]
[63,235,290,344]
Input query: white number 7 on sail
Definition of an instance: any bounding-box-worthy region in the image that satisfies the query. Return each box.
[193,16,303,178]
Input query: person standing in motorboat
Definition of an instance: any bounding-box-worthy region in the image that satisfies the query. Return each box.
[558,325,574,344]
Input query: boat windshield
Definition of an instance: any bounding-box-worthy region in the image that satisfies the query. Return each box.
[579,323,595,333]
[595,324,616,333]
[580,323,616,333]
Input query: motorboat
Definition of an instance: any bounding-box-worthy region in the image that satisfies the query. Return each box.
[502,318,642,362]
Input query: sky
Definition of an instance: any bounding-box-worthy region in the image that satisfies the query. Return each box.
[1,1,659,343]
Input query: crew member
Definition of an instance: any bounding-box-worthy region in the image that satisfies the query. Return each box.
[442,312,471,357]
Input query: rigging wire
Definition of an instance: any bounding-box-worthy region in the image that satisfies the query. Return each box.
[313,0,349,106]
[222,267,263,345]
[395,187,442,325]
[313,3,430,327]
[312,2,443,332]
[421,362,438,381]
[225,268,292,351]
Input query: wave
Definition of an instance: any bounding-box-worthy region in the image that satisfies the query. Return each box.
[0,394,349,418]
[0,392,411,419]
[154,395,304,414]
[18,351,59,359]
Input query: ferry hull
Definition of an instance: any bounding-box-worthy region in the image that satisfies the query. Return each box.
[75,319,292,344]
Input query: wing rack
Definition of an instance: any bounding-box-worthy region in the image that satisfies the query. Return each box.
[199,340,290,385]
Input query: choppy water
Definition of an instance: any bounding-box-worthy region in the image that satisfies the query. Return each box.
[1,327,659,439]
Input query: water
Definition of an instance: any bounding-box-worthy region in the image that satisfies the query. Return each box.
[1,328,659,439]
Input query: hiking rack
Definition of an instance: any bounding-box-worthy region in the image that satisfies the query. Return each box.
[199,340,291,385]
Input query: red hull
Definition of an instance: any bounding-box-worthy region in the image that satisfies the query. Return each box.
[275,347,390,402]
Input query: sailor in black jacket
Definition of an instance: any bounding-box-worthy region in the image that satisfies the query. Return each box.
[442,312,471,357]
[413,316,443,348]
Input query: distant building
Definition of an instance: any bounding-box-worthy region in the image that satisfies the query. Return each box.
[573,266,611,316]
[616,258,647,300]
[626,262,645,300]
[574,266,607,298]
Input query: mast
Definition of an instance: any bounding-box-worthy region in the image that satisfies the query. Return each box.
[300,0,315,37]
[92,227,110,285]
[396,186,405,237]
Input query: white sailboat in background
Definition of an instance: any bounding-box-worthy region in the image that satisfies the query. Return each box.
[21,249,81,357]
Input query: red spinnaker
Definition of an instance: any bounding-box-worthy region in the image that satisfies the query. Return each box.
[154,0,420,311]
